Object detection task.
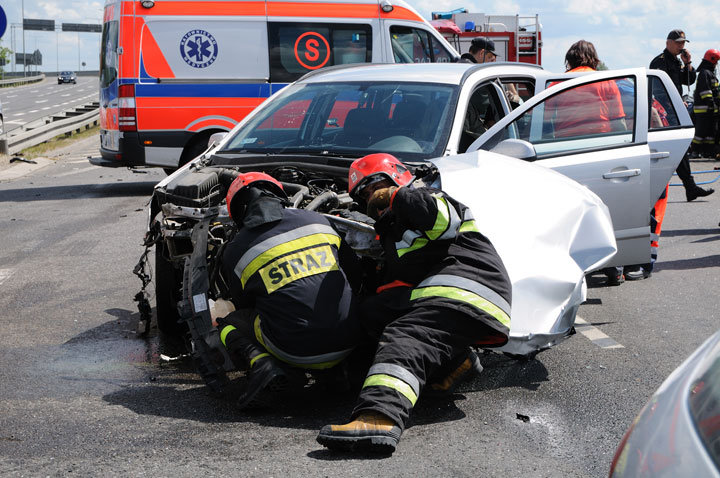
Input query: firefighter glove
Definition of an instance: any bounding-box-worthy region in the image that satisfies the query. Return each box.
[367,186,397,219]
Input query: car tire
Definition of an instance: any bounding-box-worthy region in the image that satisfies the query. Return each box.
[155,241,187,336]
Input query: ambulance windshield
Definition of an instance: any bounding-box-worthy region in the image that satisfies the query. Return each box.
[219,81,458,161]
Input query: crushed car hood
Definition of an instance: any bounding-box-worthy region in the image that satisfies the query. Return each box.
[431,151,617,355]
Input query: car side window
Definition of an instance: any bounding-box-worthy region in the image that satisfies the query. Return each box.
[648,76,680,129]
[390,26,453,63]
[268,23,372,83]
[458,84,505,153]
[481,76,636,159]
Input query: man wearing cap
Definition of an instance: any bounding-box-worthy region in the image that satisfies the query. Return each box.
[649,29,713,202]
[650,29,696,96]
[459,37,497,63]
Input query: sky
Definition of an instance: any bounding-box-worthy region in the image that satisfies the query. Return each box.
[1,0,720,77]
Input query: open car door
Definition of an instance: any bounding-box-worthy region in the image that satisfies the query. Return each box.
[467,68,654,267]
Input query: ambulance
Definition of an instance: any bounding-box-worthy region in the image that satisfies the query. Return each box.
[95,0,459,171]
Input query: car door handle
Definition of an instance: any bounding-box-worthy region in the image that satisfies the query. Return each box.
[650,152,670,160]
[603,169,641,179]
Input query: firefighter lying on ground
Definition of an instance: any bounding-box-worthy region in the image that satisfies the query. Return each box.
[316,153,513,454]
[215,172,365,409]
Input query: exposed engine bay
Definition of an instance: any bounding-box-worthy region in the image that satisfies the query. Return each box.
[136,156,438,391]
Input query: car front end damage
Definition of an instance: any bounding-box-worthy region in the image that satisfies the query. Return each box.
[135,157,385,391]
[134,148,617,391]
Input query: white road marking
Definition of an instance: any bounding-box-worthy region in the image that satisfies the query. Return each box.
[55,166,97,178]
[36,99,48,103]
[28,110,39,113]
[13,113,25,116]
[575,317,624,349]
[0,269,13,285]
[61,94,70,97]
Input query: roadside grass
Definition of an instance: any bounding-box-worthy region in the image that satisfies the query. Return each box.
[17,124,100,159]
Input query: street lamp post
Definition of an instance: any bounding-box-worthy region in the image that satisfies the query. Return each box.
[22,0,26,76]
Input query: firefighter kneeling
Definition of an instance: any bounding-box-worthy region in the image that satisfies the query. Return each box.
[217,172,363,409]
[316,154,513,454]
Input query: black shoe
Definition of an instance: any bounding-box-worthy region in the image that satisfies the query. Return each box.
[624,266,651,281]
[606,271,624,286]
[236,355,293,410]
[424,349,483,398]
[686,185,715,202]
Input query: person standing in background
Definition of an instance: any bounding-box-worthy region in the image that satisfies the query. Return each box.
[650,29,714,202]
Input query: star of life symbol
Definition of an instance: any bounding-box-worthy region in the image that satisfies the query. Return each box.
[180,29,218,68]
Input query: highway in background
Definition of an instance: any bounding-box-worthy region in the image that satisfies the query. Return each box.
[0,76,97,134]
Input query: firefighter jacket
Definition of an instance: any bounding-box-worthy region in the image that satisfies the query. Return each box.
[650,49,696,96]
[374,186,512,337]
[222,207,362,364]
[693,59,719,115]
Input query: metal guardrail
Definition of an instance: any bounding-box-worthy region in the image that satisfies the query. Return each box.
[0,74,46,87]
[6,106,99,154]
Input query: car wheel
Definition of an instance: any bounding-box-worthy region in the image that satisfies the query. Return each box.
[155,241,187,336]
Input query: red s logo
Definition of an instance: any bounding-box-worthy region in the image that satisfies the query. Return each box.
[294,32,330,70]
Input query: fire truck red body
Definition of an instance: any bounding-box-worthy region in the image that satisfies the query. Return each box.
[431,10,542,65]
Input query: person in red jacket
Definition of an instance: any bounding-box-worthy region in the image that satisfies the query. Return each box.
[316,153,512,454]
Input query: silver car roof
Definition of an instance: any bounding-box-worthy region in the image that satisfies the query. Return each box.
[299,62,545,86]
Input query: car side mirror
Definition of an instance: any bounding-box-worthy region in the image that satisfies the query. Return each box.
[208,132,228,149]
[490,139,537,161]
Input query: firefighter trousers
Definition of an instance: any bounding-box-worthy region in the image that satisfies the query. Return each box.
[352,287,492,430]
[692,112,717,156]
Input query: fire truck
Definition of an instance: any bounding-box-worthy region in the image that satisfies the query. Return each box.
[430,8,542,65]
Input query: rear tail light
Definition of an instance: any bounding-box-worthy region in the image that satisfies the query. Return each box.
[118,84,137,132]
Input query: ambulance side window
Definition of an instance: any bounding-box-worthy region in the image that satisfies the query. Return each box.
[268,23,372,83]
[390,26,453,63]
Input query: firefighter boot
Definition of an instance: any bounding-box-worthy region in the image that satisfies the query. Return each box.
[236,353,292,410]
[424,349,484,398]
[316,412,402,454]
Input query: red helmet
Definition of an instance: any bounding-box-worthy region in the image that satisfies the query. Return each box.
[348,153,414,200]
[226,172,285,220]
[704,49,720,64]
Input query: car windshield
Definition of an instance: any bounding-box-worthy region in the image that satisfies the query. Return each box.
[218,81,458,161]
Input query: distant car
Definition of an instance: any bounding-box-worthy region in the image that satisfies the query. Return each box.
[610,329,720,477]
[58,71,77,84]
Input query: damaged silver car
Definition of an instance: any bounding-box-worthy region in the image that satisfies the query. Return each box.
[136,63,650,390]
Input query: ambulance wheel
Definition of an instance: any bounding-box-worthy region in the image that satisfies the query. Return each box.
[155,242,187,336]
[163,131,218,175]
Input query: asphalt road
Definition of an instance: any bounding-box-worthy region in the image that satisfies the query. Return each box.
[0,76,98,134]
[0,141,719,476]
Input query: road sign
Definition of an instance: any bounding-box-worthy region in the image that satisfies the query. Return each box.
[0,6,7,39]
[62,23,102,33]
[24,19,55,32]
[15,50,42,66]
